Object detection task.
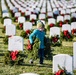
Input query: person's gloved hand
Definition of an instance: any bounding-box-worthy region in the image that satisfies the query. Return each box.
[27,40,33,50]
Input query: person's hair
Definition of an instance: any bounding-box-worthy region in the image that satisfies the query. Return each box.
[37,20,44,29]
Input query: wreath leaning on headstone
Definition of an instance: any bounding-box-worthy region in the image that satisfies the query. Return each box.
[20,29,33,38]
[61,30,73,41]
[54,65,72,75]
[50,35,62,46]
[4,51,24,66]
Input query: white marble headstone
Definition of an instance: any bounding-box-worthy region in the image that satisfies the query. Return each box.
[62,24,71,32]
[2,13,9,18]
[40,8,46,14]
[73,42,76,69]
[53,54,73,74]
[47,12,53,17]
[30,14,36,20]
[8,36,24,51]
[18,16,25,23]
[25,10,31,16]
[71,13,76,18]
[50,27,60,37]
[39,14,45,20]
[71,22,76,30]
[15,12,21,17]
[60,9,66,14]
[66,9,71,14]
[4,18,12,26]
[21,8,25,13]
[71,8,75,13]
[6,24,16,36]
[48,18,55,25]
[23,22,32,31]
[64,15,70,20]
[57,16,64,22]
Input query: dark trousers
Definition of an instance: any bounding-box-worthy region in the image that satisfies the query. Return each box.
[38,48,44,64]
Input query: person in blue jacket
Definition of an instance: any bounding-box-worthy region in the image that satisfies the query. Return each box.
[29,20,45,64]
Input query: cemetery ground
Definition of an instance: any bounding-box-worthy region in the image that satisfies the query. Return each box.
[0,1,76,74]
[0,19,76,75]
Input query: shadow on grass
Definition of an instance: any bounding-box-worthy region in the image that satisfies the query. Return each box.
[0,53,4,56]
[0,36,4,38]
[21,63,52,68]
[0,27,3,29]
[0,50,6,56]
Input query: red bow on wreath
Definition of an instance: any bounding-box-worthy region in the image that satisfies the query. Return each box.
[59,21,63,27]
[25,30,30,35]
[19,23,23,29]
[31,19,35,24]
[27,40,33,50]
[50,23,54,27]
[63,30,71,39]
[63,30,68,36]
[10,51,19,61]
[52,37,58,43]
[55,70,64,75]
[72,29,76,34]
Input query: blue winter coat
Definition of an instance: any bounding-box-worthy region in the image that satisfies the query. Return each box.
[29,29,45,49]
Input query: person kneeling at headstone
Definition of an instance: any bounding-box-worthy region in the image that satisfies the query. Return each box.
[28,20,45,64]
